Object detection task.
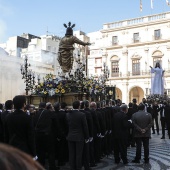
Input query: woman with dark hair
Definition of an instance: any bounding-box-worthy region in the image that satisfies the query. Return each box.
[150,62,164,95]
[0,143,44,170]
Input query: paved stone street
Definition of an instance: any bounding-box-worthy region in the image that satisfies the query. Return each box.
[60,133,170,170]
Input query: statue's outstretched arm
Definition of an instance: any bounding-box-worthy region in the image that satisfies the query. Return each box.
[73,36,90,46]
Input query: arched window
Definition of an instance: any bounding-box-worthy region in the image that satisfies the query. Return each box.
[152,50,163,67]
[110,55,119,77]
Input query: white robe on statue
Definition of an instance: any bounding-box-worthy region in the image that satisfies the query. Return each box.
[151,67,164,95]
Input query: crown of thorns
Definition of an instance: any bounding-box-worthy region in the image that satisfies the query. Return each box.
[63,22,75,29]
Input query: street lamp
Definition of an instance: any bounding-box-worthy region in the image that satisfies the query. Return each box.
[69,49,86,92]
[100,62,110,83]
[20,55,36,95]
[74,51,86,78]
[95,62,110,100]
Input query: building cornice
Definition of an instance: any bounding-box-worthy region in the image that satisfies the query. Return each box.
[101,18,170,33]
[105,39,170,50]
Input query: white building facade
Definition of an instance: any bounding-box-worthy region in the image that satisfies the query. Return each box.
[0,34,59,103]
[0,47,54,103]
[87,12,170,104]
[20,34,60,76]
[0,31,92,103]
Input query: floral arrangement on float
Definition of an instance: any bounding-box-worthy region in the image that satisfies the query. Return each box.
[32,73,70,96]
[81,76,106,101]
[31,73,106,98]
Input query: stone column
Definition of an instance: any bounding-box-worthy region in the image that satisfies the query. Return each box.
[122,46,128,76]
[122,47,129,104]
[144,46,149,73]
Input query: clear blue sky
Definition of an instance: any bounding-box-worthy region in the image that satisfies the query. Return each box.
[0,0,170,43]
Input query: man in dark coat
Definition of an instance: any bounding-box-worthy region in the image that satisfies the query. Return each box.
[113,104,132,164]
[96,102,105,162]
[99,102,107,158]
[84,100,95,167]
[1,100,13,142]
[66,100,89,170]
[89,102,100,165]
[132,103,152,163]
[132,98,138,113]
[158,101,167,139]
[0,103,3,112]
[0,103,3,142]
[4,95,36,158]
[80,101,93,170]
[164,103,170,139]
[152,101,159,135]
[34,102,61,170]
[104,100,113,156]
[126,102,136,147]
[114,99,121,113]
[53,102,68,167]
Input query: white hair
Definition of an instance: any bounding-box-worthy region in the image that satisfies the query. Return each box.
[120,104,128,111]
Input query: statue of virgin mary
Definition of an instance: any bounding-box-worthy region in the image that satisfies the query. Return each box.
[150,62,164,95]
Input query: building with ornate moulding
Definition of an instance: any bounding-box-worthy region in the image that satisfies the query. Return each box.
[86,12,170,104]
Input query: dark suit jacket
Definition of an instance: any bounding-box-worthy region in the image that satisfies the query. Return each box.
[105,107,112,131]
[114,105,121,113]
[132,104,138,113]
[80,109,93,138]
[132,110,152,138]
[4,109,36,156]
[56,110,67,136]
[34,109,61,138]
[113,111,132,139]
[126,107,135,120]
[1,111,11,127]
[85,107,100,137]
[66,110,89,142]
[147,105,153,115]
[89,108,100,137]
[152,105,159,118]
[158,105,165,119]
[164,105,170,124]
[99,108,106,134]
[96,109,105,136]
[0,111,3,141]
[1,110,12,141]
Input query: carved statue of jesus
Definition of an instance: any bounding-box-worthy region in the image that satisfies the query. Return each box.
[58,22,90,73]
[150,62,164,95]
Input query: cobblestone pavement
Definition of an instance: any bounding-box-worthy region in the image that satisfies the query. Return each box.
[59,133,170,170]
[91,134,170,170]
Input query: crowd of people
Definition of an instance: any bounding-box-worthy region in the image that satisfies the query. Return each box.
[0,95,170,170]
